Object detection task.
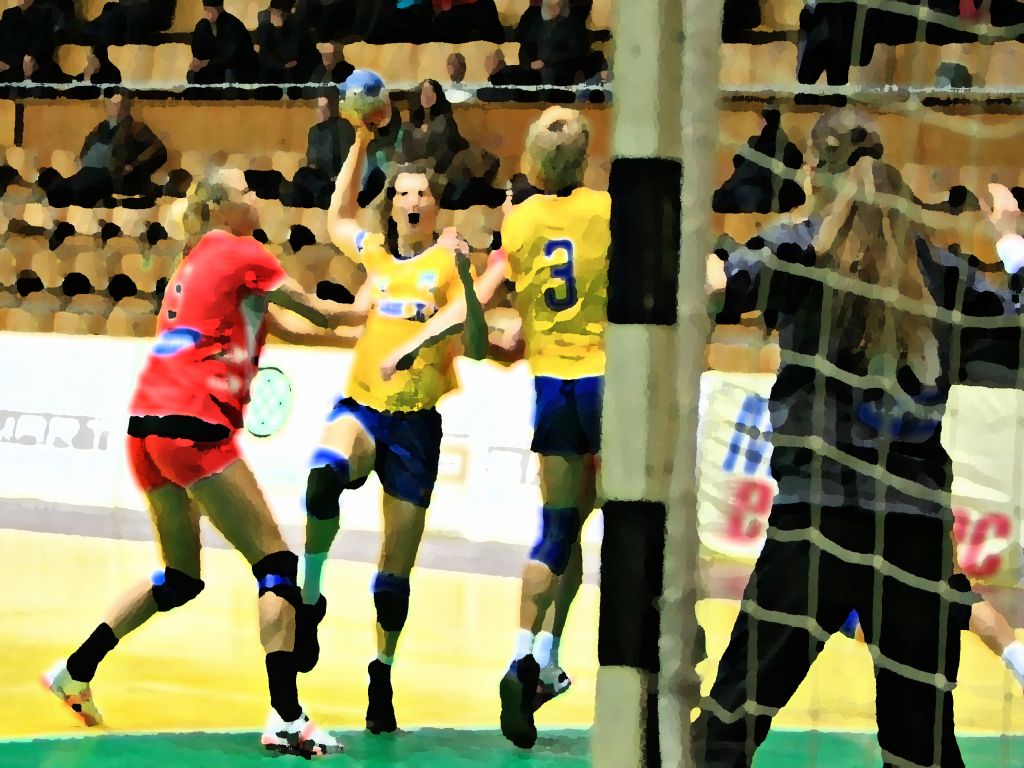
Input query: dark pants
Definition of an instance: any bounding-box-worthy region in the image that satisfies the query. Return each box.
[695,504,971,768]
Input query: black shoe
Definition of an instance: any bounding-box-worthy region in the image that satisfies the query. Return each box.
[294,595,327,674]
[366,660,398,734]
[499,654,539,749]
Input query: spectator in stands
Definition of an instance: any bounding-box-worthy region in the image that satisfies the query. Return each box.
[484,46,519,85]
[307,0,356,42]
[76,46,123,85]
[358,0,432,44]
[38,90,168,208]
[282,93,355,208]
[256,0,318,84]
[0,0,58,82]
[430,0,505,44]
[713,109,806,214]
[398,79,501,207]
[310,41,354,84]
[513,0,598,85]
[446,52,473,103]
[397,79,470,174]
[84,0,175,45]
[23,52,73,83]
[188,0,259,84]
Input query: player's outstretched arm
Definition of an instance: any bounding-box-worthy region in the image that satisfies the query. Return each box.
[269,276,371,329]
[327,125,374,256]
[379,242,505,380]
[266,305,362,348]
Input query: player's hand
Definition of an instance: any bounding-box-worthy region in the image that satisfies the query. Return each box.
[492,315,523,352]
[982,183,1021,238]
[380,349,417,381]
[439,226,471,272]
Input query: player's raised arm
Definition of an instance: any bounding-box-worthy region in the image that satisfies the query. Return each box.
[327,74,392,257]
[327,127,373,255]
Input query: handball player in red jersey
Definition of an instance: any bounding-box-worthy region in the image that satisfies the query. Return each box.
[43,169,354,758]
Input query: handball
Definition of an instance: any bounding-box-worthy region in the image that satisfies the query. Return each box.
[339,70,390,128]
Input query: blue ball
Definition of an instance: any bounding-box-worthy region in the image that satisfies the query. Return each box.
[340,69,385,99]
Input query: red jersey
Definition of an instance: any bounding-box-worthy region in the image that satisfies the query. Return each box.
[129,230,287,430]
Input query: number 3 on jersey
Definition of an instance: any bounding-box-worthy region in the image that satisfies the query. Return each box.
[543,239,577,311]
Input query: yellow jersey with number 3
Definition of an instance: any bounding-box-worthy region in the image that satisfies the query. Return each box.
[501,187,610,379]
[345,231,464,412]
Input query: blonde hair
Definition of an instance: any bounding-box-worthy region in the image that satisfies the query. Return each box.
[819,159,938,378]
[522,106,590,193]
[172,169,249,258]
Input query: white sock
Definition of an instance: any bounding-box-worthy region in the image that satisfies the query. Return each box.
[1002,641,1024,686]
[550,635,561,668]
[376,653,394,666]
[513,629,535,661]
[301,552,328,605]
[533,632,554,668]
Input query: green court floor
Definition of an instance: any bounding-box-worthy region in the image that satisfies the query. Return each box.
[2,729,1022,767]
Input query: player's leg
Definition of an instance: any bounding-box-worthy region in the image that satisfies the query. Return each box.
[694,504,853,767]
[870,513,967,768]
[189,456,341,756]
[364,406,442,735]
[295,400,376,672]
[44,438,203,727]
[531,451,596,711]
[501,376,587,748]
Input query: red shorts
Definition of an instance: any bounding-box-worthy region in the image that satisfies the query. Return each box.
[127,434,241,492]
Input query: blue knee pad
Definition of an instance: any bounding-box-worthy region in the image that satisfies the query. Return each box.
[372,572,410,632]
[151,568,205,611]
[529,506,581,575]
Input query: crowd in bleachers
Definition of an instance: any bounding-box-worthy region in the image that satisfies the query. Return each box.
[3,0,1024,351]
[0,0,609,88]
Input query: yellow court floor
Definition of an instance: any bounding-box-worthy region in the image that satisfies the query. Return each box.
[2,528,1023,740]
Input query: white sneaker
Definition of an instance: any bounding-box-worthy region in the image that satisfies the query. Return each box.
[261,709,344,758]
[41,660,103,727]
[531,664,572,712]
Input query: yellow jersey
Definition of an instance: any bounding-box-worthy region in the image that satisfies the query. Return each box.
[345,232,464,412]
[501,187,610,379]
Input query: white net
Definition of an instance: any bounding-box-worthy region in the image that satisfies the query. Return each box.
[686,1,1024,766]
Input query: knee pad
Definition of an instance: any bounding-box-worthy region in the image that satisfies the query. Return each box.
[151,568,205,611]
[306,449,366,520]
[372,572,410,632]
[529,506,581,575]
[253,551,302,609]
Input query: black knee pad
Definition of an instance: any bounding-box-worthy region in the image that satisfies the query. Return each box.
[151,568,205,611]
[305,464,356,521]
[372,573,410,632]
[253,551,302,609]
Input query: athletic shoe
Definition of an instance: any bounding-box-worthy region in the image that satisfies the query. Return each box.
[531,664,571,712]
[261,709,344,758]
[295,595,328,674]
[500,654,540,749]
[41,660,103,727]
[366,660,398,734]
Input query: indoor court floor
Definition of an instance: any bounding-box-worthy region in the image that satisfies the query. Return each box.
[4,519,1024,766]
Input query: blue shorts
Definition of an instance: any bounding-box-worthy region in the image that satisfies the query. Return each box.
[531,376,603,456]
[326,397,442,508]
